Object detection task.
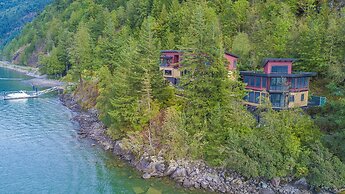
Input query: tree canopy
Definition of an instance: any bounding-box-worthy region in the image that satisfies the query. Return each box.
[1,0,345,189]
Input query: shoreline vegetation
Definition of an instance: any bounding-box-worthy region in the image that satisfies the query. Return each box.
[1,61,339,193]
[0,61,64,88]
[60,93,335,194]
[1,0,345,193]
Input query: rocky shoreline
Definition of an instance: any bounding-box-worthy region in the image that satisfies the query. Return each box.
[0,61,64,88]
[60,94,335,194]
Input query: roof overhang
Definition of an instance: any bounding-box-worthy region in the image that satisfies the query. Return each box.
[161,50,183,53]
[262,58,297,67]
[225,52,239,58]
[240,71,317,77]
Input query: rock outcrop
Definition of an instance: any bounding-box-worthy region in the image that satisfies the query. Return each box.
[60,94,336,194]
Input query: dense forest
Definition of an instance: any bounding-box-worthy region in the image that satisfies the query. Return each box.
[1,0,345,189]
[0,0,52,48]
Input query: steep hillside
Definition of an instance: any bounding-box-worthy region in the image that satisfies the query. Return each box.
[0,0,52,49]
[1,0,345,191]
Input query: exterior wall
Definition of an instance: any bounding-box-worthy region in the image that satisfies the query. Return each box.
[244,90,309,109]
[288,91,309,108]
[159,67,181,78]
[162,52,181,63]
[264,61,293,74]
[161,51,239,83]
[224,54,238,71]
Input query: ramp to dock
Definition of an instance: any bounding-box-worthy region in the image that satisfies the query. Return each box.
[35,86,60,96]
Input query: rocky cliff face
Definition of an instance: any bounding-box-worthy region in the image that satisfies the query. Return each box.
[60,93,336,194]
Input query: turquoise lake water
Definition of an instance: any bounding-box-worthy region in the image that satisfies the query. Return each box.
[0,67,201,194]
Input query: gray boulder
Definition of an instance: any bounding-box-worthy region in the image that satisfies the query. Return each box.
[294,177,309,190]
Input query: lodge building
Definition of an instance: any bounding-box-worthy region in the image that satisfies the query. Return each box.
[159,50,238,85]
[239,58,316,109]
[159,50,317,109]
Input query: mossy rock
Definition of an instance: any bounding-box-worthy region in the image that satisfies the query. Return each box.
[133,186,145,194]
[146,187,162,194]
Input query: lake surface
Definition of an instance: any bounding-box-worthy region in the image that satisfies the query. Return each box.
[0,67,198,194]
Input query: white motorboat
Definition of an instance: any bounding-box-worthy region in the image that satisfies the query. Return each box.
[3,91,37,100]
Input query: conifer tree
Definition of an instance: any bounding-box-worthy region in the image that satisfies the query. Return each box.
[139,16,174,106]
[69,22,93,83]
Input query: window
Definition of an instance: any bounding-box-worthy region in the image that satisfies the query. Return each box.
[262,77,267,88]
[289,95,295,102]
[173,55,180,63]
[244,93,249,101]
[271,66,288,73]
[301,94,305,101]
[234,60,237,68]
[164,70,172,75]
[255,77,261,88]
[255,92,260,103]
[270,77,287,91]
[247,91,261,104]
[291,78,296,89]
[249,76,255,86]
[270,93,284,107]
[244,76,249,85]
[298,78,303,88]
[161,58,171,67]
[249,92,255,102]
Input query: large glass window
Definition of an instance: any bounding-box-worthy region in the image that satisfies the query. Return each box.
[255,92,260,103]
[293,77,309,89]
[270,77,287,91]
[270,93,284,107]
[249,92,255,102]
[249,76,255,86]
[255,77,261,88]
[291,78,296,89]
[296,78,299,88]
[247,91,262,104]
[161,58,171,67]
[271,66,288,73]
[244,76,249,85]
[164,70,172,75]
[262,77,267,88]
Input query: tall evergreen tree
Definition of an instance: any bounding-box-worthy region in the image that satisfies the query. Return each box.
[69,22,94,83]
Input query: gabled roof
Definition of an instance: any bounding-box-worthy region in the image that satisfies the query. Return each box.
[262,58,296,67]
[225,52,239,58]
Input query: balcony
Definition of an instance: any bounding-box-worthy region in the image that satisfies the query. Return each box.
[269,85,289,91]
[269,77,289,91]
[160,62,169,67]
